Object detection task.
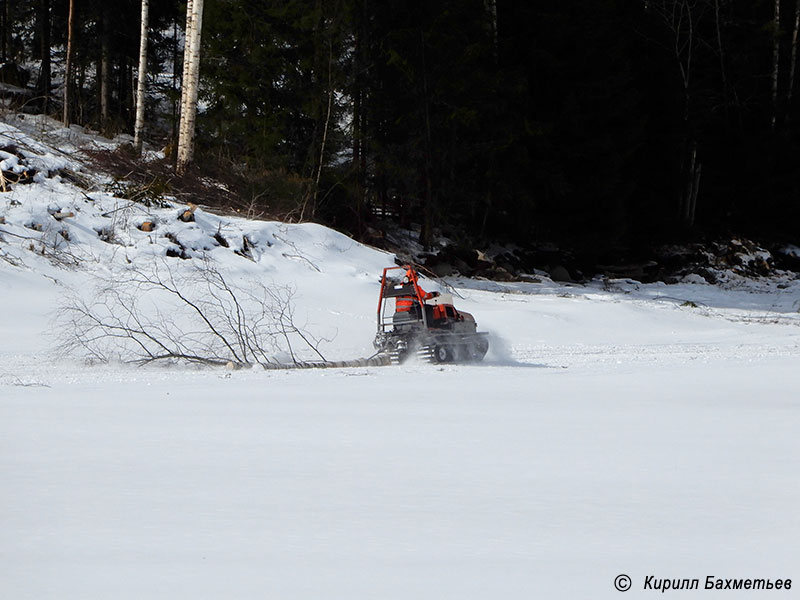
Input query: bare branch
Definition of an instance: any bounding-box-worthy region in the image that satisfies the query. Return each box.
[56,255,328,368]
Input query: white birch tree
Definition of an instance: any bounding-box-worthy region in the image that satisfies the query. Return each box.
[177,0,204,174]
[62,0,75,126]
[133,0,150,154]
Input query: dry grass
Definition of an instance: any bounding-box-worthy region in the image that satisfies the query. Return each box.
[83,147,308,222]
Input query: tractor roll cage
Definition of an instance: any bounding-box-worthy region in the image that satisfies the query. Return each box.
[377,265,429,331]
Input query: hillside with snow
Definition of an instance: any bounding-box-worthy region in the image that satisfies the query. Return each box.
[1,115,799,598]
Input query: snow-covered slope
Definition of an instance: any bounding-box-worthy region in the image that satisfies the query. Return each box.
[1,116,799,599]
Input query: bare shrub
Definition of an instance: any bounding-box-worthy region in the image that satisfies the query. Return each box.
[57,255,329,367]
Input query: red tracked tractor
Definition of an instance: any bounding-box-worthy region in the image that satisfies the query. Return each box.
[373,265,489,364]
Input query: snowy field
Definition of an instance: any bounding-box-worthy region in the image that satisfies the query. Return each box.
[1,116,799,598]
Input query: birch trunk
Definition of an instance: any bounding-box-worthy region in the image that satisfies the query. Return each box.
[133,0,150,154]
[171,19,179,143]
[307,39,334,221]
[180,0,193,113]
[63,0,75,126]
[771,0,781,131]
[177,0,204,174]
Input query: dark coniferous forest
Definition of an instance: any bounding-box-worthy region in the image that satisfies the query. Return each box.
[2,0,799,272]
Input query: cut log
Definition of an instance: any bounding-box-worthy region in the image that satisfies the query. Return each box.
[178,202,197,222]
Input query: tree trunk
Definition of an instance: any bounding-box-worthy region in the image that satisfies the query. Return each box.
[681,141,701,229]
[77,60,86,123]
[352,0,363,232]
[177,0,204,174]
[771,0,781,131]
[419,27,434,250]
[99,4,111,132]
[63,0,75,126]
[485,0,498,59]
[36,0,51,115]
[133,0,150,154]
[179,0,193,115]
[713,0,729,121]
[171,18,179,145]
[352,0,371,235]
[688,163,701,228]
[786,0,800,123]
[1,0,7,63]
[305,38,334,221]
[127,60,134,124]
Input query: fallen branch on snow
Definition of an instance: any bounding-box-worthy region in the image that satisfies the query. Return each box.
[56,255,331,368]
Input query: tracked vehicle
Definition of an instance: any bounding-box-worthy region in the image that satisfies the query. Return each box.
[373,265,489,364]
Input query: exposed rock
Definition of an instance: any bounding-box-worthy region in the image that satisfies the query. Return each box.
[429,261,455,277]
[483,266,515,282]
[596,261,658,281]
[549,265,572,282]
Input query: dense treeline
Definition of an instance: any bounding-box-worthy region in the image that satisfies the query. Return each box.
[1,0,799,258]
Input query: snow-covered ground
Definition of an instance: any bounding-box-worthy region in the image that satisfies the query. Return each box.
[1,116,799,598]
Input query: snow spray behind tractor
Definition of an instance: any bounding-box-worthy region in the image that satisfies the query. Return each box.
[373,265,489,364]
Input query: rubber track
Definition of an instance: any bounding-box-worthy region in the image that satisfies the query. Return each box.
[417,345,436,363]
